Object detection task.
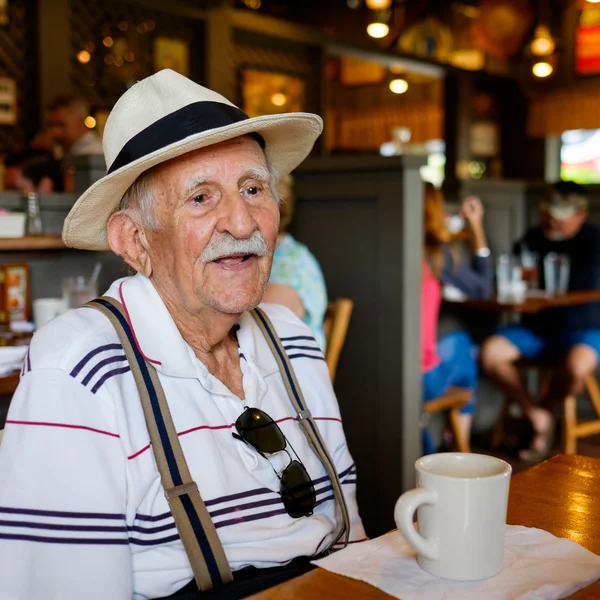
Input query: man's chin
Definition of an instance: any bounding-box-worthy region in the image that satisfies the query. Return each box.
[205,290,265,316]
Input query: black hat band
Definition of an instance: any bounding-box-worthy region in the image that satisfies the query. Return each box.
[107,101,265,175]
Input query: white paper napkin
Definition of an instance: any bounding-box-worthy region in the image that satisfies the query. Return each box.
[0,346,27,377]
[312,526,600,600]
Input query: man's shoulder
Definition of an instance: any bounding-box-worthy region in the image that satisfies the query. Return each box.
[581,221,600,239]
[27,305,120,374]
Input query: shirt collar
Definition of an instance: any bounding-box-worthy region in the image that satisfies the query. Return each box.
[237,311,279,378]
[107,274,279,379]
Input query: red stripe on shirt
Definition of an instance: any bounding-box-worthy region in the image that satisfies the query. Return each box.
[127,416,343,460]
[5,420,120,439]
[334,537,368,546]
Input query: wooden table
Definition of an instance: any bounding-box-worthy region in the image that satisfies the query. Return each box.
[248,454,600,599]
[446,290,600,314]
[0,371,19,396]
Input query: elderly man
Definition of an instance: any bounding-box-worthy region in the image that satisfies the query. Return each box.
[0,70,364,600]
[481,181,600,462]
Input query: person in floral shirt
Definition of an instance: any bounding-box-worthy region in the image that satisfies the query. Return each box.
[262,175,328,351]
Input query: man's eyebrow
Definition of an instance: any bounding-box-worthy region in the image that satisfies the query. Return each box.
[242,166,271,183]
[183,175,210,195]
[182,166,270,195]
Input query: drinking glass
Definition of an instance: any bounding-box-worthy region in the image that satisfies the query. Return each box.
[543,253,570,296]
[62,275,99,309]
[496,253,522,302]
[521,250,539,291]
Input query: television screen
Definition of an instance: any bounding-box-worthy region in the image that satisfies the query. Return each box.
[561,129,600,184]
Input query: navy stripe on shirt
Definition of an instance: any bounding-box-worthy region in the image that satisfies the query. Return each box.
[69,344,132,394]
[0,466,357,546]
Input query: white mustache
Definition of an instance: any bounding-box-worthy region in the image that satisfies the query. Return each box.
[199,231,269,263]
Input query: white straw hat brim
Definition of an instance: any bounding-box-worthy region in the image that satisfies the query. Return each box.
[62,111,322,250]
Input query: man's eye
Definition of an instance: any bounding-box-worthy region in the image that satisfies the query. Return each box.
[244,186,260,197]
[192,194,208,204]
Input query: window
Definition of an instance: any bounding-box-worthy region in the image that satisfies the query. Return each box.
[560,129,600,184]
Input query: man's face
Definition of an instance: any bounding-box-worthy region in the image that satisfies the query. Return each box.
[4,166,35,193]
[47,107,85,150]
[540,210,587,241]
[144,136,280,317]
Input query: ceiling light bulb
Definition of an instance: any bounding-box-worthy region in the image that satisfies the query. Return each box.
[530,25,555,56]
[77,50,91,64]
[367,22,389,38]
[532,61,553,78]
[270,93,287,107]
[365,0,392,9]
[389,78,409,94]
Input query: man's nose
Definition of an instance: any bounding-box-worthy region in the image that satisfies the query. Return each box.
[216,190,257,239]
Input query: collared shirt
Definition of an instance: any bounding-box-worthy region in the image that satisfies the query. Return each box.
[69,131,104,156]
[0,274,364,600]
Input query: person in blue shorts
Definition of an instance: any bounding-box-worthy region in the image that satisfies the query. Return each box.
[481,181,600,462]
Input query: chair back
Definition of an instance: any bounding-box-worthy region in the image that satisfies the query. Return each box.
[324,298,354,383]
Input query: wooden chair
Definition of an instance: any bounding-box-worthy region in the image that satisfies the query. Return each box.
[495,359,600,455]
[564,373,600,454]
[323,298,354,383]
[424,386,472,453]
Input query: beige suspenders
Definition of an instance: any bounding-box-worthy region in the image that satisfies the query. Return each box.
[89,297,349,592]
[250,307,350,548]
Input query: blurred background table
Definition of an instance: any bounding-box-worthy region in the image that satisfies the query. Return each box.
[248,454,600,600]
[447,290,600,314]
[0,372,19,396]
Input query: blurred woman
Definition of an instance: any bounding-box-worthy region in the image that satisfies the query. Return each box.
[421,183,493,452]
[262,174,328,351]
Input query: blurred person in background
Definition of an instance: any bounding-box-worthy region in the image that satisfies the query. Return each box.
[481,181,600,462]
[46,94,103,160]
[4,149,64,193]
[262,174,328,351]
[421,183,493,451]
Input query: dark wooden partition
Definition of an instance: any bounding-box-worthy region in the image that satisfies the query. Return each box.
[292,156,425,536]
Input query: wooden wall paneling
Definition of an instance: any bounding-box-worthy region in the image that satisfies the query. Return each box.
[293,156,425,537]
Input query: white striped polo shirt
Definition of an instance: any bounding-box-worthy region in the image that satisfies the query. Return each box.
[0,273,365,600]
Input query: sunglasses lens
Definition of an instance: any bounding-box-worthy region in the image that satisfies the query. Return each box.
[235,407,286,454]
[280,460,316,519]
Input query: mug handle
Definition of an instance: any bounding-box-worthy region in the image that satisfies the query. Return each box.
[394,488,439,560]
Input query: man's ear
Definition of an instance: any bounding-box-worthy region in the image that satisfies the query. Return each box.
[106,211,153,277]
[36,176,54,194]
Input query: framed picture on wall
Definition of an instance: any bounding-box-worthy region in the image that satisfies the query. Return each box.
[153,36,190,77]
[241,68,306,118]
[0,263,30,325]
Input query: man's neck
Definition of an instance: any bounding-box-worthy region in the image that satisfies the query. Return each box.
[153,280,240,365]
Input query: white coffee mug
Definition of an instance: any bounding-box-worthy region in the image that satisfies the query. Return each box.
[394,452,511,581]
[33,298,67,330]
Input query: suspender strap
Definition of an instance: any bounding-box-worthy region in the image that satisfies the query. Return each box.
[88,297,233,591]
[250,307,350,548]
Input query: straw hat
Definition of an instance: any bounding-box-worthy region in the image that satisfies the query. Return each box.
[62,69,323,250]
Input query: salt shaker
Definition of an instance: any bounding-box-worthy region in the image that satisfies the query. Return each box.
[25,192,43,235]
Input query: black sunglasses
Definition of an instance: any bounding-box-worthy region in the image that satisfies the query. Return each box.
[234,407,316,519]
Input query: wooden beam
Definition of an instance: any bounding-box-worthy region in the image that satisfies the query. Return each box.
[37,0,71,122]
